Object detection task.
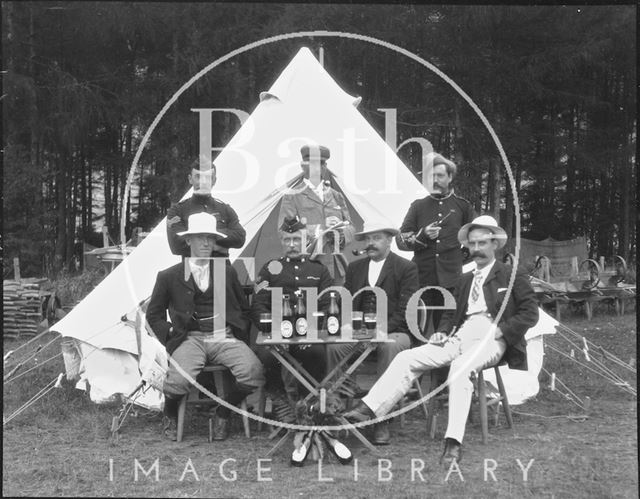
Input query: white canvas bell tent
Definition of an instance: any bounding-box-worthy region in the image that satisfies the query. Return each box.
[51,47,427,407]
[51,46,561,410]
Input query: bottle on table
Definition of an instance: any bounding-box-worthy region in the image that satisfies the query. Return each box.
[326,291,340,336]
[294,290,307,336]
[281,294,294,339]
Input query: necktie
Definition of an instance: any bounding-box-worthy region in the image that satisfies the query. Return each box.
[471,271,483,303]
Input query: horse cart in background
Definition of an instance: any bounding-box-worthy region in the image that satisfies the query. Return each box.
[503,236,635,320]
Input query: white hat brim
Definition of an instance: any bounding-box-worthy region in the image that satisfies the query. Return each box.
[176,229,227,238]
[458,223,507,249]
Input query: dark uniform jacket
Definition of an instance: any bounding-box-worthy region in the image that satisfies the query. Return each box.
[278,184,356,277]
[344,252,419,335]
[147,261,251,355]
[251,256,333,325]
[167,194,246,257]
[438,261,539,371]
[397,191,474,288]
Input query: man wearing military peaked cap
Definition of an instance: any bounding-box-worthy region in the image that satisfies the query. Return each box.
[278,144,356,284]
[300,144,331,162]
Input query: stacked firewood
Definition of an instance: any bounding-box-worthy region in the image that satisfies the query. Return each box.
[3,278,49,339]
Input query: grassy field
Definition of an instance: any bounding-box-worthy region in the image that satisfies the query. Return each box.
[3,306,637,498]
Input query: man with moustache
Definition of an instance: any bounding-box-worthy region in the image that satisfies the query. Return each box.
[328,221,419,445]
[251,216,333,405]
[167,160,246,258]
[345,216,538,463]
[397,153,474,331]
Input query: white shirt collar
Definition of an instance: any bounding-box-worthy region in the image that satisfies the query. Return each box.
[303,178,325,201]
[368,257,386,286]
[474,259,496,280]
[187,259,210,291]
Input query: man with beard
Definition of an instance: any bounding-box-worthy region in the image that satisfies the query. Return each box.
[167,160,246,258]
[328,221,419,445]
[397,153,474,332]
[345,216,538,465]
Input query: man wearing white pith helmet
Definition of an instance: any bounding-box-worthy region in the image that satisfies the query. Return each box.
[345,215,538,464]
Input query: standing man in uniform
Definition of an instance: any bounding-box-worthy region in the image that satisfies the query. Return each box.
[278,144,356,283]
[167,160,246,258]
[397,153,474,332]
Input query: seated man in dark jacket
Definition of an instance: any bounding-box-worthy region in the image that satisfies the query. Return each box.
[147,212,264,441]
[345,216,538,465]
[329,221,420,445]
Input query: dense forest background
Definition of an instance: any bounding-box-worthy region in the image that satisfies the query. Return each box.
[2,2,636,277]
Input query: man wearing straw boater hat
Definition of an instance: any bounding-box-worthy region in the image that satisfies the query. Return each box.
[345,215,538,461]
[329,220,419,445]
[147,212,264,441]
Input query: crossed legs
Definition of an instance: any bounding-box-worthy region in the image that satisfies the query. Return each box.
[358,315,507,444]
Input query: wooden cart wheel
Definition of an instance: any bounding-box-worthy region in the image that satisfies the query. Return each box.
[614,255,628,284]
[579,259,601,290]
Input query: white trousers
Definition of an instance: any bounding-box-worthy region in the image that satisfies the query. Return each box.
[362,314,507,443]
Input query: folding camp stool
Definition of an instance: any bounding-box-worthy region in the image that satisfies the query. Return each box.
[176,365,265,442]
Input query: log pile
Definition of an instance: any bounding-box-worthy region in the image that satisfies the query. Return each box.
[3,278,49,339]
